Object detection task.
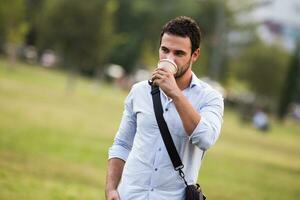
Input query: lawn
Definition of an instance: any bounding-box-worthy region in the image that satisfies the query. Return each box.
[0,59,299,200]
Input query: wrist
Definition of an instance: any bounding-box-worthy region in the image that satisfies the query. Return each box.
[171,90,183,102]
[105,184,117,192]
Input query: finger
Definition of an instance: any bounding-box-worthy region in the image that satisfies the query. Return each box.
[154,68,163,74]
[156,66,170,73]
[152,73,165,81]
[155,67,170,74]
[152,79,159,86]
[153,71,169,80]
[115,192,120,200]
[152,75,164,85]
[154,68,169,76]
[152,70,163,77]
[111,194,120,200]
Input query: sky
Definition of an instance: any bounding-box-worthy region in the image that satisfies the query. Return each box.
[249,0,300,51]
[252,0,300,27]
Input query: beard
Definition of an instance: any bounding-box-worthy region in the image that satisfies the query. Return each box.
[174,58,192,79]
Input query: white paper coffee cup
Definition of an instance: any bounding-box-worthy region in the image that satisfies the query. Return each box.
[157,59,178,74]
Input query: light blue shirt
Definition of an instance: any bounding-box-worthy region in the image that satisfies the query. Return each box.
[108,73,224,200]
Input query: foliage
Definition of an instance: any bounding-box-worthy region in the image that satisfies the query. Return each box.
[278,42,300,119]
[0,0,248,76]
[37,0,117,71]
[0,0,296,110]
[0,0,28,66]
[232,40,289,104]
[23,0,46,46]
[109,0,180,72]
[109,0,237,74]
[0,0,28,46]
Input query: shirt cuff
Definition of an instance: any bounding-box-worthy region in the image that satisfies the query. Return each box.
[108,139,131,162]
[188,117,215,150]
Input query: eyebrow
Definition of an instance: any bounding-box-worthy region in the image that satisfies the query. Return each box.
[174,50,186,55]
[161,46,187,54]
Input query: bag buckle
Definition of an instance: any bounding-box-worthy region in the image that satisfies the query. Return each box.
[175,164,184,171]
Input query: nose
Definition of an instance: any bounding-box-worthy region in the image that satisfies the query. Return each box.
[166,54,176,63]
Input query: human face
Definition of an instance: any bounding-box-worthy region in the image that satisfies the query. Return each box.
[159,33,199,78]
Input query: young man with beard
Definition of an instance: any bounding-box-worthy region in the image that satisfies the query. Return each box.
[106,16,224,200]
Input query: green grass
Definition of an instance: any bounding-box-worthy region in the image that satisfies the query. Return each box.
[0,59,299,199]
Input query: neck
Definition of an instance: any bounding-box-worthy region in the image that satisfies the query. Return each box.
[176,70,192,90]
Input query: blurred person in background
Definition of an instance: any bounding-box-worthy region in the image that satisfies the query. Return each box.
[253,107,269,132]
[106,16,224,200]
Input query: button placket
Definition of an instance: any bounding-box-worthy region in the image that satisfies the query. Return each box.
[162,92,172,113]
[149,142,161,191]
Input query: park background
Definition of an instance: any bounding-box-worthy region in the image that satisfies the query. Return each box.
[0,0,299,199]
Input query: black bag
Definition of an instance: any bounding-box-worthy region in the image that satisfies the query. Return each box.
[150,84,206,200]
[185,184,205,200]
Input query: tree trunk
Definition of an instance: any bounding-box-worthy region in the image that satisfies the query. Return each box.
[6,43,17,70]
[277,43,300,120]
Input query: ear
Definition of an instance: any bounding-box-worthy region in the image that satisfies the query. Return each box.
[191,48,200,62]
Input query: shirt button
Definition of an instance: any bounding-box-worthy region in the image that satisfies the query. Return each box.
[158,148,161,151]
[151,188,154,191]
[165,108,168,111]
[155,168,158,171]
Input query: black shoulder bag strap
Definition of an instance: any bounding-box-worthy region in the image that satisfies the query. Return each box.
[151,85,184,170]
[150,84,206,200]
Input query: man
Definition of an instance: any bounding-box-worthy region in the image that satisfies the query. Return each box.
[106,16,224,200]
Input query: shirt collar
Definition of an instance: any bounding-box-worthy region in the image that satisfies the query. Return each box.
[190,72,201,89]
[159,72,201,99]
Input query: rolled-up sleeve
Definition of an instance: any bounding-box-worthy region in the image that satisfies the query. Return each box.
[189,91,224,150]
[108,86,137,161]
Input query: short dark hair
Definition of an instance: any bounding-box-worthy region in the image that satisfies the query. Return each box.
[160,16,202,54]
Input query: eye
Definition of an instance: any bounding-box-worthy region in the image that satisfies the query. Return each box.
[175,51,185,57]
[161,47,169,53]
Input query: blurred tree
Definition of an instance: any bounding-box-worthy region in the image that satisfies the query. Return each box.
[195,0,229,80]
[235,40,289,107]
[109,0,237,76]
[37,0,117,90]
[29,0,256,87]
[24,0,45,46]
[278,42,300,119]
[0,8,4,54]
[109,0,178,73]
[218,0,272,86]
[0,0,28,68]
